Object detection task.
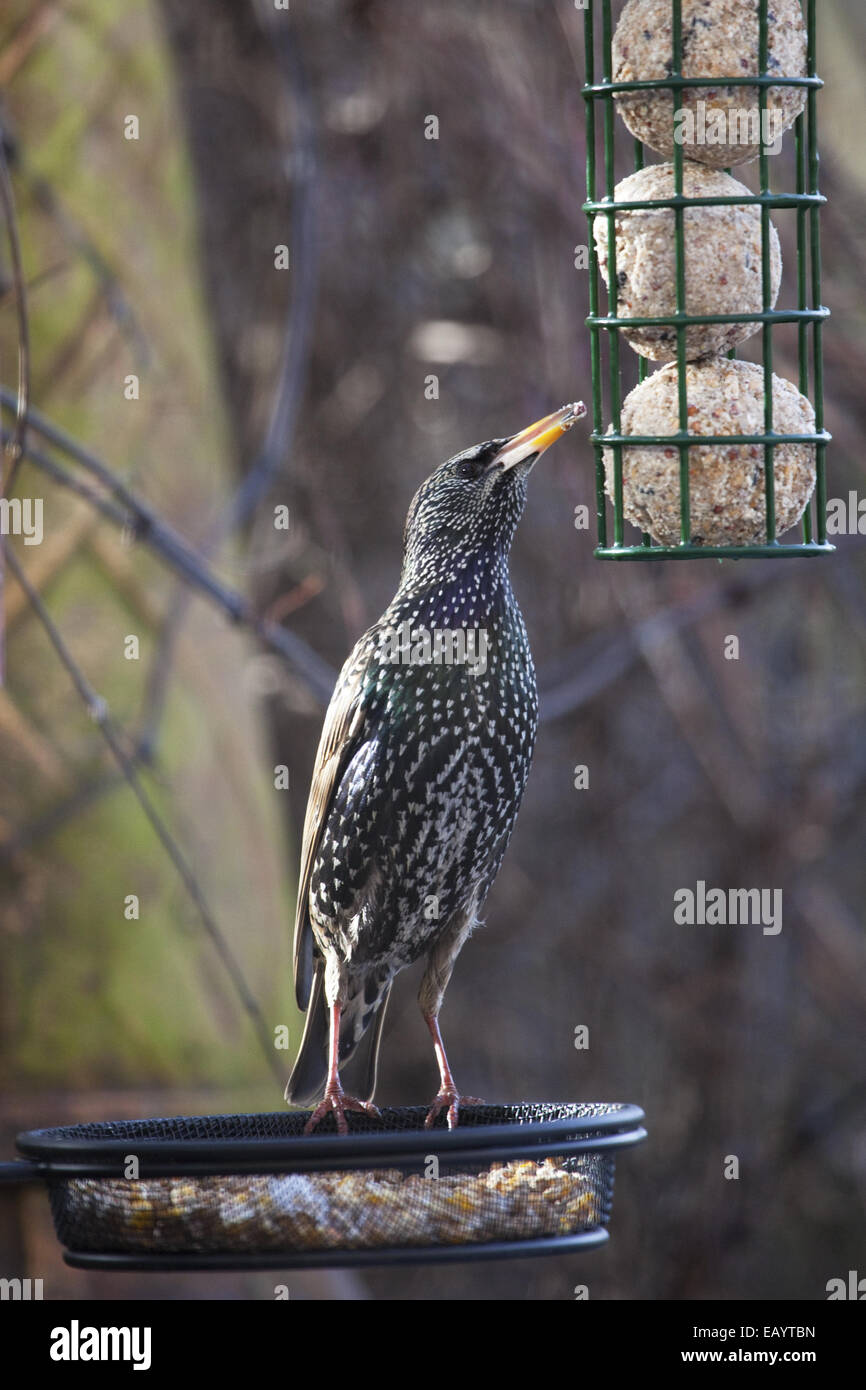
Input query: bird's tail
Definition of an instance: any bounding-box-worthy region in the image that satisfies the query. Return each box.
[284,961,393,1107]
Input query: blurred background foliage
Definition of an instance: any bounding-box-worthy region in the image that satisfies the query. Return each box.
[0,0,864,1300]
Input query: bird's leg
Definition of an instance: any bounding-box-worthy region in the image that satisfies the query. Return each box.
[303,1000,381,1135]
[419,911,483,1128]
[423,1012,484,1130]
[419,917,484,1129]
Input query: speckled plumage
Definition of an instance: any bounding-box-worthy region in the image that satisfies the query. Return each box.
[286,406,583,1129]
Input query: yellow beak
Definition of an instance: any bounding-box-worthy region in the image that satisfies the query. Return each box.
[492,401,586,471]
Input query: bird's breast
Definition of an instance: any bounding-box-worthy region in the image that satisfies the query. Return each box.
[310,583,538,970]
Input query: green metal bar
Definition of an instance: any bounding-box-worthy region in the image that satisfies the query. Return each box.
[598,431,830,448]
[584,75,823,94]
[595,543,834,562]
[584,1,607,548]
[795,112,811,401]
[602,0,623,546]
[758,0,776,543]
[590,309,827,329]
[584,193,825,212]
[724,148,735,370]
[634,137,650,545]
[671,0,690,546]
[808,0,828,545]
[795,110,813,543]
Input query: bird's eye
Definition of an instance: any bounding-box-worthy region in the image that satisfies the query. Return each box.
[455,440,503,479]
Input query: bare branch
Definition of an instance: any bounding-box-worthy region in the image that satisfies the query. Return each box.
[0,132,31,688]
[0,399,337,703]
[2,540,286,1088]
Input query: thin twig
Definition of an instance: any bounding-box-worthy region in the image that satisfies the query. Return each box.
[0,135,31,687]
[0,160,29,490]
[2,540,285,1087]
[0,428,127,525]
[2,117,151,369]
[0,405,337,702]
[142,5,321,741]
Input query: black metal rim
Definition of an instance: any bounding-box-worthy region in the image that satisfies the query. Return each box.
[16,1104,647,1178]
[62,1227,610,1271]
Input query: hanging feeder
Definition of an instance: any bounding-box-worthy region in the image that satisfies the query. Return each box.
[1,1103,646,1270]
[583,0,831,559]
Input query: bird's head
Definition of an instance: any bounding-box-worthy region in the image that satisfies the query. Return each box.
[400,402,585,587]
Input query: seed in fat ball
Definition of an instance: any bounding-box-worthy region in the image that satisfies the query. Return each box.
[604,358,816,548]
[612,0,808,168]
[594,162,782,363]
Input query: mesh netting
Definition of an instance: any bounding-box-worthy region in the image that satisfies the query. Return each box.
[30,1101,620,1142]
[50,1158,612,1254]
[29,1105,632,1256]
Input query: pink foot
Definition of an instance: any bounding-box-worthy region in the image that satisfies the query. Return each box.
[304,1085,381,1135]
[424,1088,485,1131]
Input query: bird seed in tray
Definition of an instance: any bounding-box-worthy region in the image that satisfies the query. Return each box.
[52,1155,605,1254]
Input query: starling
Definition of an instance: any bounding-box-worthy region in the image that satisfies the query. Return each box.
[286,402,586,1132]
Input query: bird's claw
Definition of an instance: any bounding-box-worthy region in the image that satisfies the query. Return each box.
[424,1089,485,1131]
[304,1087,381,1135]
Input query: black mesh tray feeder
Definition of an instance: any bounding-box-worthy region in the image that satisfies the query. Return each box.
[3,1103,646,1270]
[583,0,831,559]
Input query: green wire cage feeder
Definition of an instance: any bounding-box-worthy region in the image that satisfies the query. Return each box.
[583,0,831,560]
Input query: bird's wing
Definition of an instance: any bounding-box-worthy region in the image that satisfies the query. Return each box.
[292,642,374,1010]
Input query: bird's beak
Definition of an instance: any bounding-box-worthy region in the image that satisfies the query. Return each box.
[490,401,586,472]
